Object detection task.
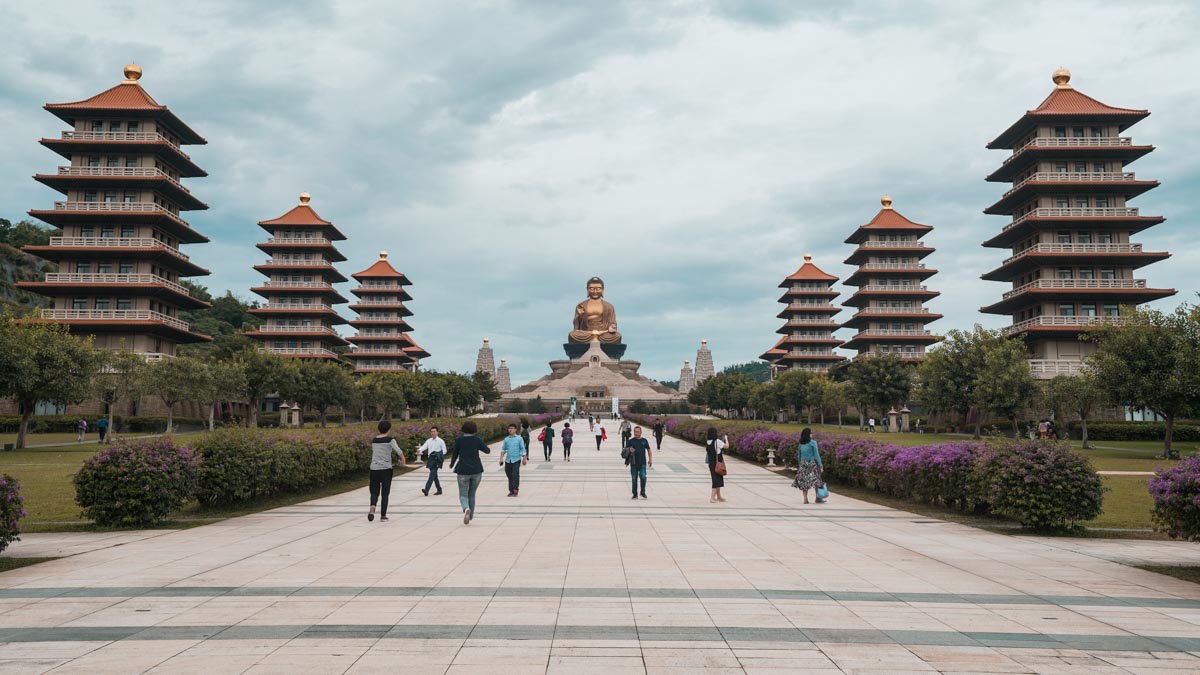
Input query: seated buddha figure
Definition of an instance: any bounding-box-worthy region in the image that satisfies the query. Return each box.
[569,276,622,344]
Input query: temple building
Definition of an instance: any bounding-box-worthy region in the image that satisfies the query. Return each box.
[678,359,696,394]
[496,358,512,393]
[246,193,348,359]
[343,250,429,373]
[475,338,497,379]
[760,254,845,375]
[694,340,715,384]
[841,196,943,360]
[19,64,211,358]
[981,68,1174,378]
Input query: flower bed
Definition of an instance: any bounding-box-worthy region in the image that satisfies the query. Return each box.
[1149,457,1200,541]
[0,474,25,554]
[626,414,1104,529]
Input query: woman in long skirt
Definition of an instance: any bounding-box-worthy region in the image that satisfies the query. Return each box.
[793,427,823,504]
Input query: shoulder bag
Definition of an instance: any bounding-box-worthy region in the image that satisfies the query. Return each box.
[714,449,727,476]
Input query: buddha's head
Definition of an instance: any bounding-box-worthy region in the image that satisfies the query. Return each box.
[586,277,605,300]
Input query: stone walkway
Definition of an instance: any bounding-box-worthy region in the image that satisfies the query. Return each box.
[3,430,1200,673]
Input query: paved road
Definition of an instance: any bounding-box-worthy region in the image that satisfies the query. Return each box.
[3,430,1200,673]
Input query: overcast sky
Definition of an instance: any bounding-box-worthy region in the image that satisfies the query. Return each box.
[2,1,1198,384]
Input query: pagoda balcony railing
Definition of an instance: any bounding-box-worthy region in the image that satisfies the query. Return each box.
[353,316,406,321]
[782,317,838,324]
[259,346,337,358]
[48,236,190,261]
[1004,207,1141,232]
[861,350,926,358]
[352,299,406,306]
[43,272,192,296]
[854,307,932,317]
[52,201,188,227]
[787,349,836,356]
[353,363,408,371]
[1003,171,1137,198]
[57,166,188,192]
[260,281,333,289]
[265,236,330,245]
[857,284,929,292]
[858,241,931,249]
[858,262,926,271]
[1003,243,1143,265]
[856,329,931,337]
[787,302,834,308]
[788,284,834,292]
[264,258,333,266]
[41,308,190,332]
[359,284,407,291]
[780,365,832,373]
[350,346,408,352]
[1005,136,1133,163]
[257,303,335,311]
[259,325,339,335]
[789,333,834,340]
[1002,278,1146,299]
[1027,359,1084,377]
[59,131,189,157]
[1005,315,1122,335]
[357,332,405,338]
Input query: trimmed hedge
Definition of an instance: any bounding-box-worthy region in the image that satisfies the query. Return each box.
[1065,420,1200,443]
[1149,457,1200,541]
[627,414,1105,529]
[0,474,24,554]
[73,438,199,527]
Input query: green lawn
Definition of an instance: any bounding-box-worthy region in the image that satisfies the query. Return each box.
[1088,475,1156,530]
[0,429,206,449]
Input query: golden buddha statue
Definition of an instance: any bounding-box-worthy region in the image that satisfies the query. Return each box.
[569,277,622,344]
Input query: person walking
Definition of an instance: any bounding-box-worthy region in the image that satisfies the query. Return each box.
[652,418,664,450]
[561,422,574,461]
[418,426,446,496]
[76,417,88,443]
[619,418,632,449]
[368,420,403,522]
[519,420,532,458]
[867,417,876,433]
[626,426,652,499]
[450,420,490,524]
[793,427,824,505]
[97,415,109,444]
[501,423,528,496]
[1038,420,1048,439]
[541,423,555,461]
[705,427,728,503]
[594,419,605,450]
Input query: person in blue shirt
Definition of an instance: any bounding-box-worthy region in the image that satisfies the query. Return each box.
[500,424,528,497]
[793,427,824,504]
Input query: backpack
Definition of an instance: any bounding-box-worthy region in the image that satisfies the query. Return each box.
[562,428,573,442]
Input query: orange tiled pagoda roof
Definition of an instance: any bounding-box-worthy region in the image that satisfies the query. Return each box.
[352,253,411,281]
[257,195,347,239]
[844,198,932,243]
[779,258,838,285]
[44,66,206,144]
[988,70,1149,148]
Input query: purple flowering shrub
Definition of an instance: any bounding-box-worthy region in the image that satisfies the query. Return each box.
[0,474,26,554]
[1149,457,1200,541]
[74,439,199,527]
[890,442,982,508]
[974,439,1104,529]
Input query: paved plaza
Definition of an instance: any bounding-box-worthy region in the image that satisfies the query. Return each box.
[4,430,1200,673]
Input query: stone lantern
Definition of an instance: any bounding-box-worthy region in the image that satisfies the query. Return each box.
[290,404,302,428]
[887,407,899,433]
[900,406,911,432]
[278,402,291,428]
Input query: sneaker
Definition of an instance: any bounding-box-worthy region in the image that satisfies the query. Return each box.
[632,494,638,500]
[380,516,389,522]
[368,506,375,522]
[435,490,443,495]
[641,493,647,499]
[421,488,429,496]
[463,508,471,524]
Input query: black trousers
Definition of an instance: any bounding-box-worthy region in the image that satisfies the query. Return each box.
[563,442,572,458]
[369,468,394,515]
[654,433,663,450]
[504,461,521,493]
[595,435,602,449]
[621,432,631,448]
[543,441,553,459]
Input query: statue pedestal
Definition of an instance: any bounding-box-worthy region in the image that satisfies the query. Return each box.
[563,342,626,360]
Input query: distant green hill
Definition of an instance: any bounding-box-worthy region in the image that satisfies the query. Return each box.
[0,242,53,315]
[719,360,772,383]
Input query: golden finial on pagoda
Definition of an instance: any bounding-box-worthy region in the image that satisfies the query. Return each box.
[379,250,388,260]
[122,63,142,84]
[483,338,489,345]
[1052,67,1072,88]
[803,253,813,263]
[500,358,507,364]
[298,192,311,205]
[701,339,708,346]
[881,194,893,209]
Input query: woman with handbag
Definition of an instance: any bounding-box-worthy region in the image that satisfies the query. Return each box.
[704,427,727,503]
[793,428,824,504]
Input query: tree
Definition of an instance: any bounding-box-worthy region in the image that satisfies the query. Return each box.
[718,361,772,383]
[0,218,54,248]
[919,326,996,438]
[92,347,150,437]
[145,356,206,433]
[1043,372,1108,449]
[975,338,1037,437]
[821,379,850,427]
[471,370,501,403]
[687,375,717,410]
[357,372,409,421]
[282,360,355,427]
[234,349,292,427]
[0,317,100,448]
[749,381,780,421]
[503,397,527,414]
[846,355,912,427]
[444,372,482,412]
[629,399,651,414]
[193,359,246,431]
[1086,304,1200,457]
[773,370,815,421]
[528,396,547,414]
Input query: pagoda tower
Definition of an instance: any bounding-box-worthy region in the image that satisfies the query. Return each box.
[841,196,943,361]
[344,250,430,374]
[694,340,715,384]
[246,193,348,359]
[760,254,845,375]
[19,64,211,357]
[496,359,512,393]
[982,68,1174,377]
[679,360,696,394]
[475,338,497,378]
